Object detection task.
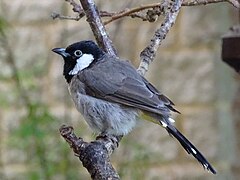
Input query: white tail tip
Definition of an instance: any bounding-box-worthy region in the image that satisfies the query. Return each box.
[168,118,175,123]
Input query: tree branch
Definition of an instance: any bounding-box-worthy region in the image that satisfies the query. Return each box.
[103,3,167,25]
[79,0,117,56]
[66,0,84,13]
[137,0,183,76]
[184,0,239,7]
[51,12,82,21]
[60,125,121,180]
[104,0,237,25]
[52,0,239,24]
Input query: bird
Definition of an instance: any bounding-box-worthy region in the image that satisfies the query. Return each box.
[52,40,216,174]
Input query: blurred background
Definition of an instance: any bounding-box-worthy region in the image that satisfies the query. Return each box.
[0,0,240,179]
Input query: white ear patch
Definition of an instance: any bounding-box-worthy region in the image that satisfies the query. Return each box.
[69,54,94,75]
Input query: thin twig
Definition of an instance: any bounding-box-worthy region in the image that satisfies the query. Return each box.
[51,12,81,21]
[104,0,239,25]
[103,3,164,25]
[226,0,240,8]
[65,0,84,13]
[53,0,239,24]
[183,0,237,7]
[137,0,183,76]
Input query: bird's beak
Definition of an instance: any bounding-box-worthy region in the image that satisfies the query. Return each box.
[52,48,70,58]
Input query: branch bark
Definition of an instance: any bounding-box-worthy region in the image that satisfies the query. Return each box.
[137,0,183,76]
[60,125,121,180]
[79,0,117,56]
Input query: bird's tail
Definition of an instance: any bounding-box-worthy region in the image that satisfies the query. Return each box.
[165,123,216,174]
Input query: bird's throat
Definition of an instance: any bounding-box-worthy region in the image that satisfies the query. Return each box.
[69,54,94,75]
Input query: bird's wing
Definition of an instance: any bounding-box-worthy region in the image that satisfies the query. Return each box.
[78,58,178,117]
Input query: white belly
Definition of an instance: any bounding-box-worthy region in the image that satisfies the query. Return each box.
[71,92,139,135]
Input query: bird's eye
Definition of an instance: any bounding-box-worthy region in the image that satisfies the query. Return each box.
[74,50,82,57]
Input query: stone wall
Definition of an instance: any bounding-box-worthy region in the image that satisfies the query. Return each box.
[0,1,238,179]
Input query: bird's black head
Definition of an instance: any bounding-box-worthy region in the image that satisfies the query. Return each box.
[52,40,105,83]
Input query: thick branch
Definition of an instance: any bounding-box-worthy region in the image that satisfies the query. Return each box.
[60,125,121,180]
[79,0,117,56]
[137,0,183,76]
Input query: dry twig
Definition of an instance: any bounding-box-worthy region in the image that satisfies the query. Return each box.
[52,0,240,24]
[51,12,82,21]
[137,0,182,75]
[66,0,84,13]
[104,0,239,24]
